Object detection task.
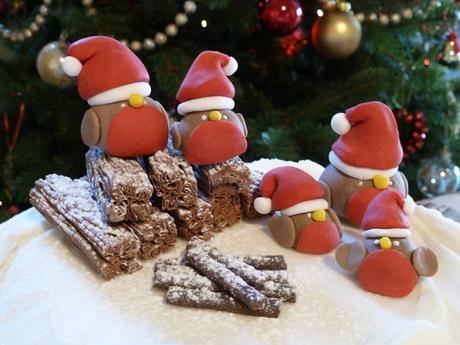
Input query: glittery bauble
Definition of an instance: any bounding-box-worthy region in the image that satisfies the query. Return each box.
[438,32,460,65]
[417,151,460,197]
[258,0,303,37]
[36,41,75,88]
[311,9,362,59]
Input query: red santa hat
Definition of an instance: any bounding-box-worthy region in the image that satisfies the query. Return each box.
[329,101,403,180]
[62,36,151,106]
[176,50,238,115]
[253,166,328,216]
[361,189,415,238]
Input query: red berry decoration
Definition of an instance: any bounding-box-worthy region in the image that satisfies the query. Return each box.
[258,0,303,37]
[393,108,428,161]
[279,27,308,57]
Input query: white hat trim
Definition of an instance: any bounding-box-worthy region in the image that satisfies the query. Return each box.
[281,199,329,217]
[329,151,399,180]
[331,112,351,135]
[87,82,151,106]
[177,96,235,115]
[223,56,238,76]
[363,228,411,238]
[62,56,82,77]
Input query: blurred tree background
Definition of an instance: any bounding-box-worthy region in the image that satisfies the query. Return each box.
[1,0,459,220]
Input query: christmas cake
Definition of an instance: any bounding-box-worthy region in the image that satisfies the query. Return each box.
[19,37,458,344]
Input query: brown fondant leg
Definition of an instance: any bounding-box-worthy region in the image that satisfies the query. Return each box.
[268,215,296,249]
[412,247,438,277]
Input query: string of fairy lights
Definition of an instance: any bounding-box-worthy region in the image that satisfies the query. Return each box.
[0,0,198,51]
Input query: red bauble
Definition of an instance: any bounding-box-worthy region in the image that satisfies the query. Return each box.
[279,27,308,57]
[258,0,303,37]
[0,0,6,18]
[7,205,20,216]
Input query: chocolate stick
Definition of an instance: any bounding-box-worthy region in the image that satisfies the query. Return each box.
[154,259,288,289]
[242,255,288,271]
[86,147,153,223]
[165,287,281,318]
[153,259,221,291]
[185,242,269,311]
[191,239,295,302]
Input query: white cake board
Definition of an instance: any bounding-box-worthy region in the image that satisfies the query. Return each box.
[0,159,458,345]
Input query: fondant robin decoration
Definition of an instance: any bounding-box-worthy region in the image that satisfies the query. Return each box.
[319,101,408,225]
[254,166,342,254]
[171,51,248,165]
[62,36,168,158]
[335,189,438,298]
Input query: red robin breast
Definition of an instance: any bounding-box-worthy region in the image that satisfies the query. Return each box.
[296,220,341,254]
[184,120,247,164]
[106,104,168,157]
[357,249,418,297]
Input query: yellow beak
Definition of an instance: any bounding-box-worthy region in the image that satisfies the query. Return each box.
[373,174,390,189]
[128,93,145,108]
[209,110,222,121]
[312,209,326,222]
[379,236,392,249]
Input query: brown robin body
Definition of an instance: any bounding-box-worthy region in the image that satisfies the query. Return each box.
[336,236,438,297]
[81,97,169,157]
[171,109,247,165]
[320,164,408,225]
[269,207,342,254]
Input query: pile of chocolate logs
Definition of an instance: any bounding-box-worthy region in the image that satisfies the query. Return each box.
[154,238,295,318]
[29,146,262,279]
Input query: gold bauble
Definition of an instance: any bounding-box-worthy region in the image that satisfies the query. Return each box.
[311,9,362,59]
[36,41,75,88]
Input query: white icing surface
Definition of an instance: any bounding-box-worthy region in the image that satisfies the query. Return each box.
[0,159,459,345]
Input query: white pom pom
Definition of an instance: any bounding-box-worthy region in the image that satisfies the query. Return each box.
[254,197,272,215]
[223,56,238,76]
[62,56,82,77]
[403,195,416,215]
[331,112,351,135]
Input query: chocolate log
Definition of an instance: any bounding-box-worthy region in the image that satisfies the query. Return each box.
[195,157,251,193]
[171,198,214,240]
[240,169,264,218]
[124,208,177,259]
[165,287,281,318]
[146,150,198,211]
[86,147,153,223]
[30,174,142,279]
[184,241,269,311]
[202,186,242,231]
